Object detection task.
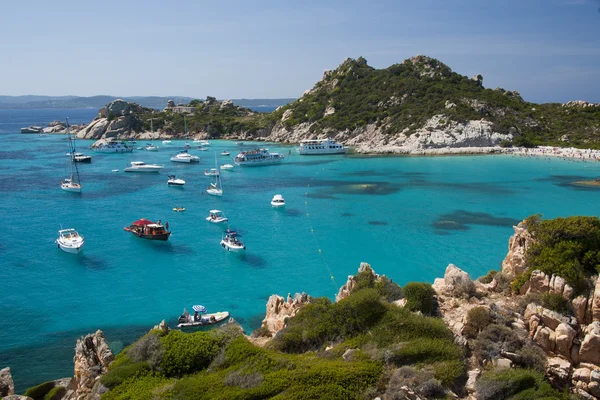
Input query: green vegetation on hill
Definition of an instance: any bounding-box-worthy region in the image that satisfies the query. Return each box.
[97,269,466,399]
[271,56,600,147]
[513,215,600,293]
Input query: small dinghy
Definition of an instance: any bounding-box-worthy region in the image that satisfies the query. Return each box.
[206,210,228,223]
[221,151,230,156]
[167,175,185,186]
[204,168,220,176]
[173,207,186,212]
[220,229,245,252]
[177,305,229,328]
[220,164,234,170]
[271,194,285,207]
[56,228,84,254]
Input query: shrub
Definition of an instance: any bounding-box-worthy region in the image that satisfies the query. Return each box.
[478,270,497,284]
[223,370,264,389]
[464,307,493,338]
[476,368,566,400]
[403,282,436,314]
[100,361,151,389]
[160,330,222,377]
[101,375,172,400]
[127,332,164,370]
[43,386,66,400]
[390,338,462,365]
[473,324,521,366]
[416,378,445,398]
[24,381,55,400]
[516,345,547,371]
[433,359,466,387]
[541,292,569,314]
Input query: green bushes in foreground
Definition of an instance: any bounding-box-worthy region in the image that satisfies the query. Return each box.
[24,381,55,400]
[403,282,436,314]
[476,368,569,400]
[43,386,66,400]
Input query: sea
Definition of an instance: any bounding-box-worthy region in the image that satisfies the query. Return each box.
[1,108,600,391]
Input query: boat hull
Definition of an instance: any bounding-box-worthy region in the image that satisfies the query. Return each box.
[177,311,229,328]
[61,184,81,193]
[234,159,282,167]
[171,158,191,163]
[271,202,285,207]
[298,149,346,155]
[124,168,162,173]
[56,240,84,254]
[207,189,223,196]
[126,231,171,241]
[168,181,185,186]
[73,157,92,163]
[94,148,133,153]
[206,217,228,223]
[220,240,245,252]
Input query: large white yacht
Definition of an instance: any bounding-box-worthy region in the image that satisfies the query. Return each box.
[233,148,284,166]
[170,151,199,163]
[93,141,133,153]
[298,138,346,155]
[124,161,163,173]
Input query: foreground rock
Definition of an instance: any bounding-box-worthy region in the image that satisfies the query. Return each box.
[501,219,535,278]
[0,367,15,396]
[63,330,114,400]
[259,292,311,337]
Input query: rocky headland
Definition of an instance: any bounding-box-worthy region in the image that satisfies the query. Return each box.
[42,55,600,155]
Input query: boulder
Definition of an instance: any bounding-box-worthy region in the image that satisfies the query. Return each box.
[432,264,475,297]
[281,109,293,122]
[63,330,114,400]
[573,295,589,325]
[492,358,512,369]
[152,320,169,335]
[573,367,592,383]
[555,323,576,357]
[260,292,311,336]
[563,284,574,300]
[589,381,600,398]
[549,275,566,295]
[528,270,550,294]
[533,325,556,352]
[501,220,535,277]
[541,308,569,331]
[105,99,130,117]
[546,356,572,387]
[580,322,600,364]
[0,367,15,396]
[3,396,34,400]
[167,100,176,108]
[220,100,233,109]
[592,279,600,321]
[77,118,110,139]
[336,262,379,302]
[465,369,480,394]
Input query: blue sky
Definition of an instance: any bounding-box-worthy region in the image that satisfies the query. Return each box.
[1,0,599,103]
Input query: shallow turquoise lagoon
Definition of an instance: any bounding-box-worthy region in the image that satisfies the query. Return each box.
[1,109,600,390]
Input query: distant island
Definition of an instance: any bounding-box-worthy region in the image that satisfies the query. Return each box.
[0,95,295,110]
[26,55,600,153]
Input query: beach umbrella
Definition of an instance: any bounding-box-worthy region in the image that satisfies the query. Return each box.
[192,305,207,313]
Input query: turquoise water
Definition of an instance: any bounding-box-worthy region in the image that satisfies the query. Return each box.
[2,109,600,390]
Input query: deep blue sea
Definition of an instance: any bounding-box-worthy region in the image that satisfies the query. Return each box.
[2,108,600,391]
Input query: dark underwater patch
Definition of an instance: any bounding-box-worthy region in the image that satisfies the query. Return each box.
[539,175,600,191]
[368,221,388,226]
[76,255,109,271]
[240,253,268,269]
[306,192,339,200]
[409,180,516,195]
[340,212,354,217]
[433,210,520,231]
[285,208,303,217]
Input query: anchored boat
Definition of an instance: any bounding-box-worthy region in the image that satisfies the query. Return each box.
[55,228,84,254]
[177,305,229,328]
[124,218,171,241]
[220,229,245,252]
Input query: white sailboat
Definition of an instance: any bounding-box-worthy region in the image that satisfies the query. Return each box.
[145,119,159,151]
[206,152,223,196]
[61,118,82,193]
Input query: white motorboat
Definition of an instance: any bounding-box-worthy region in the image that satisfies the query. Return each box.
[124,161,163,173]
[271,194,285,207]
[162,140,172,145]
[204,168,220,176]
[170,151,199,163]
[298,138,346,155]
[56,228,84,254]
[177,308,229,328]
[167,175,185,186]
[207,153,223,196]
[194,139,210,147]
[21,126,43,134]
[145,143,159,151]
[93,140,133,153]
[220,164,234,170]
[61,119,82,193]
[206,210,228,223]
[198,147,209,151]
[72,152,92,163]
[234,148,284,166]
[221,151,230,156]
[220,229,245,252]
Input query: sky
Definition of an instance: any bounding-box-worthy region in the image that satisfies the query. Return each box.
[1,0,599,103]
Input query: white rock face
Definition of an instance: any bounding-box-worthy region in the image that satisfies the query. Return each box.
[432,264,475,297]
[580,322,600,364]
[260,292,311,336]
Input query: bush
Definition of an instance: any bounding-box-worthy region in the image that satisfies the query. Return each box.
[416,378,445,398]
[516,345,547,371]
[127,332,164,370]
[160,330,222,377]
[433,359,466,387]
[24,381,55,400]
[403,282,436,314]
[102,375,172,400]
[473,324,521,366]
[390,338,462,365]
[100,361,151,389]
[464,307,493,338]
[223,370,264,389]
[541,292,569,314]
[476,368,567,400]
[43,386,66,400]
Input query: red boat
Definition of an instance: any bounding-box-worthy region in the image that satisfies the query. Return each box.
[124,218,171,241]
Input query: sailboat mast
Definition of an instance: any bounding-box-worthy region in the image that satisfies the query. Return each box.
[66,118,81,184]
[184,114,188,138]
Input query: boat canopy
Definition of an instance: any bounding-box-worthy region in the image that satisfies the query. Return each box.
[131,218,155,226]
[192,305,207,313]
[209,210,223,214]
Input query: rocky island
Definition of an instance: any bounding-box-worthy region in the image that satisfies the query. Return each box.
[4,215,600,399]
[57,55,600,155]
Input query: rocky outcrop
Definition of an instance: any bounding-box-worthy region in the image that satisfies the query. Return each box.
[0,367,15,396]
[63,330,114,400]
[260,293,311,337]
[501,219,534,277]
[580,322,600,364]
[432,264,475,297]
[77,99,146,140]
[336,262,379,302]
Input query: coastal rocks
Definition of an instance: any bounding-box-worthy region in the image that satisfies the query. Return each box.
[592,279,600,321]
[63,330,114,400]
[564,100,600,108]
[432,264,475,297]
[501,219,534,278]
[77,119,110,139]
[580,322,600,364]
[546,356,572,387]
[0,367,15,396]
[533,326,556,352]
[260,292,311,337]
[555,323,577,357]
[336,262,379,302]
[152,320,170,335]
